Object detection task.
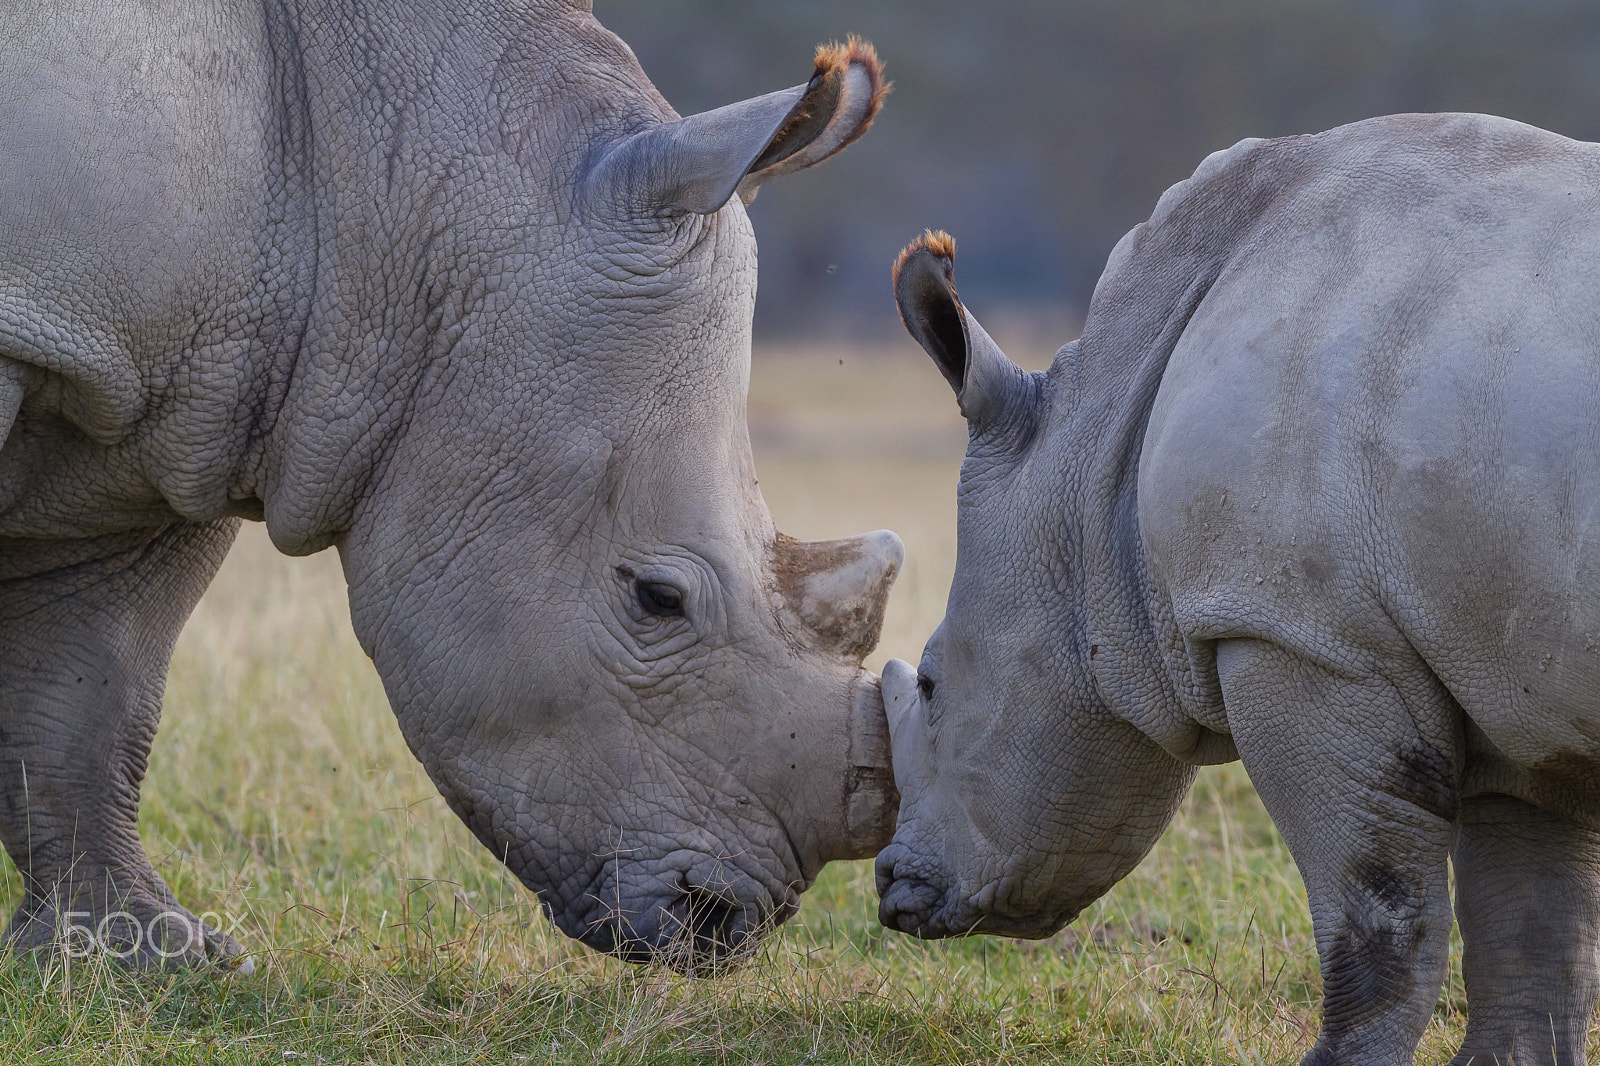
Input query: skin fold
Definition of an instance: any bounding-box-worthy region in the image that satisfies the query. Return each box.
[880,114,1600,1064]
[0,0,900,972]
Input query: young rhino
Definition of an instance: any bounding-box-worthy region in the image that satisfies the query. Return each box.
[878,114,1600,1066]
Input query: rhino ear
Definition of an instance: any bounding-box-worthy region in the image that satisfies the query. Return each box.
[893,231,1028,426]
[586,37,887,219]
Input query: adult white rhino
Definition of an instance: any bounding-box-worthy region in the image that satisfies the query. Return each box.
[0,1,902,972]
[879,114,1600,1064]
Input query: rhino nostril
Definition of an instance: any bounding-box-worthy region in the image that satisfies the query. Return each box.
[873,843,906,897]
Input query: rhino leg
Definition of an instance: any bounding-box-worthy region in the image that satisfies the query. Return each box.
[1218,637,1458,1066]
[0,520,241,968]
[1448,794,1600,1066]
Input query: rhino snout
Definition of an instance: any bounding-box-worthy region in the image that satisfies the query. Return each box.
[560,860,786,975]
[874,658,958,935]
[875,841,954,937]
[881,658,933,796]
[876,843,1077,942]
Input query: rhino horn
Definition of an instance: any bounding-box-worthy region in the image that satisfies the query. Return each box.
[585,37,887,219]
[774,529,902,662]
[893,230,1032,429]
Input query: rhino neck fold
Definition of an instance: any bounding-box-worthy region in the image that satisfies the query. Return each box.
[246,2,511,551]
[239,1,657,554]
[1069,290,1213,762]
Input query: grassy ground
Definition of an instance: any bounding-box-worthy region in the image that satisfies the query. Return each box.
[0,341,1493,1064]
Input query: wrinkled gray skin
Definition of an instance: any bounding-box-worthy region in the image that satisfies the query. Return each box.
[0,0,903,973]
[879,113,1600,1064]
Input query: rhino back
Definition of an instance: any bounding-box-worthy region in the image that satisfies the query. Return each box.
[1138,113,1600,794]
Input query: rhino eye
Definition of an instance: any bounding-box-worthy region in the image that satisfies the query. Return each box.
[636,580,685,618]
[917,672,936,701]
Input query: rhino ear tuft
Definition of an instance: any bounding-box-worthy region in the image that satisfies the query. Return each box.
[893,230,967,392]
[585,38,887,220]
[893,231,1029,427]
[736,36,889,204]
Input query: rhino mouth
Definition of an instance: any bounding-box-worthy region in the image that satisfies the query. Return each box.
[875,843,1070,941]
[653,883,761,973]
[874,842,964,938]
[557,863,793,974]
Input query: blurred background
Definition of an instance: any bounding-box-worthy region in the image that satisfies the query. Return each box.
[598,0,1600,343]
[592,0,1600,664]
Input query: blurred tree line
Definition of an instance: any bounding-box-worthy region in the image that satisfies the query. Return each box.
[594,0,1600,340]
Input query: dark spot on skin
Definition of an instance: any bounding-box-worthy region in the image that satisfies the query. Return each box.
[1386,739,1459,822]
[1528,749,1600,805]
[1461,720,1600,827]
[1089,644,1099,660]
[1361,864,1414,913]
[790,732,796,739]
[1571,717,1600,750]
[1312,859,1425,1057]
[1301,553,1336,584]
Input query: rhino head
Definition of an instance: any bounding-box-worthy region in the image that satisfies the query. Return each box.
[298,28,900,970]
[872,233,1195,941]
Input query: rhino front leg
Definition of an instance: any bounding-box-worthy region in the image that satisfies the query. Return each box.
[1218,637,1458,1066]
[0,520,241,967]
[1449,794,1600,1066]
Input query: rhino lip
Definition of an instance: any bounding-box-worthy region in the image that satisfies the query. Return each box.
[563,862,777,972]
[574,887,763,973]
[874,841,997,940]
[653,880,761,975]
[874,842,953,937]
[876,846,1080,941]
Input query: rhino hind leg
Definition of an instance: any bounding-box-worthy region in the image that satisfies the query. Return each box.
[1448,794,1600,1066]
[1217,637,1459,1066]
[0,519,242,968]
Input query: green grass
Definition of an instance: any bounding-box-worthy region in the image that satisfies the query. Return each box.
[0,345,1495,1063]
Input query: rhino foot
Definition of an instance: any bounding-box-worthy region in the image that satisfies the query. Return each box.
[5,879,251,973]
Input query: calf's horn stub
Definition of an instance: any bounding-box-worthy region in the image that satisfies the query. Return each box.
[584,38,887,219]
[893,231,1031,429]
